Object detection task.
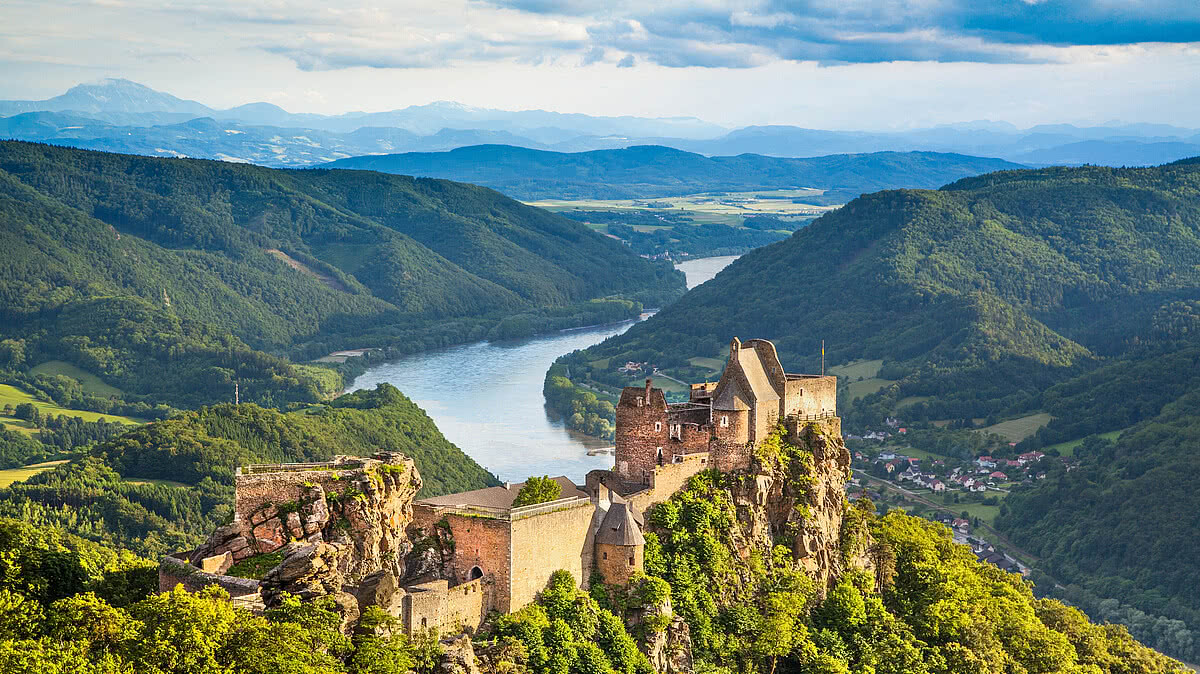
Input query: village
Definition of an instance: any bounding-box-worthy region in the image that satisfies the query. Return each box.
[840,417,1076,576]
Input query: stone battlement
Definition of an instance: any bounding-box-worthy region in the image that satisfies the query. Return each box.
[614,338,837,485]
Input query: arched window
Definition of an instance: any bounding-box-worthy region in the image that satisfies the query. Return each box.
[468,565,483,580]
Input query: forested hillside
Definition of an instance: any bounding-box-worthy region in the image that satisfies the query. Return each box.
[0,141,683,408]
[0,383,498,557]
[325,144,1024,200]
[555,158,1200,645]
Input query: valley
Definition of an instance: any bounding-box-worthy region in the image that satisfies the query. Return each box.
[2,6,1198,672]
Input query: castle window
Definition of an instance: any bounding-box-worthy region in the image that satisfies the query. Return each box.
[636,396,643,407]
[629,556,634,566]
[654,421,662,432]
[720,415,729,427]
[603,551,608,560]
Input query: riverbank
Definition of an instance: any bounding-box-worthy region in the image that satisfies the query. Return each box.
[346,255,740,482]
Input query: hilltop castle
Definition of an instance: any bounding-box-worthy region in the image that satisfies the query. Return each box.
[160,337,838,638]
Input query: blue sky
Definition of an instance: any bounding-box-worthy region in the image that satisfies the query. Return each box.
[1,0,1198,129]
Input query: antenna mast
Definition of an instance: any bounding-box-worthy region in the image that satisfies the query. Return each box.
[235,379,240,405]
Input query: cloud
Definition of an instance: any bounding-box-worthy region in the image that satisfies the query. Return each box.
[485,0,1200,67]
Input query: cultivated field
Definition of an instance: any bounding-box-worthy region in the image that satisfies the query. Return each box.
[978,413,1053,442]
[0,459,68,488]
[527,189,839,228]
[29,360,122,397]
[0,383,143,434]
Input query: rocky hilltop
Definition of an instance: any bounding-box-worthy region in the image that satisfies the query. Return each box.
[156,425,1184,674]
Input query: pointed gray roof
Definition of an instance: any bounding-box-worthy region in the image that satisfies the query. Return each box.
[712,342,779,411]
[736,347,780,404]
[596,502,646,546]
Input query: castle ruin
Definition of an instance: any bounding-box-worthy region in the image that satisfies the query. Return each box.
[160,337,839,639]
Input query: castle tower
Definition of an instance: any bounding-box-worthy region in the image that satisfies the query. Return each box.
[614,378,668,484]
[594,502,645,585]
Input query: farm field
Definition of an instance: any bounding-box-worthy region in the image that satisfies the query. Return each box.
[978,413,1053,442]
[0,383,144,433]
[829,359,884,380]
[29,360,122,397]
[0,459,68,488]
[1043,428,1126,457]
[527,188,837,227]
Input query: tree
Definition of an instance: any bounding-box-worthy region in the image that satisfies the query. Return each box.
[512,476,562,507]
[13,403,38,424]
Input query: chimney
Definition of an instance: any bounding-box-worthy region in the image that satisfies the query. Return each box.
[504,481,511,490]
[730,337,741,360]
[645,378,652,406]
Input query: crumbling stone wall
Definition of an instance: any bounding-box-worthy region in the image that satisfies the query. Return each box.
[615,382,669,484]
[159,554,260,596]
[402,577,489,635]
[784,375,837,418]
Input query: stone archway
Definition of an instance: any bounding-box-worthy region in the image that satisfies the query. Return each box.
[468,565,483,580]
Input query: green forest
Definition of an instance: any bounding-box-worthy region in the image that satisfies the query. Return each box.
[325,144,1023,201]
[0,384,498,558]
[552,158,1200,646]
[0,468,1184,674]
[0,141,684,409]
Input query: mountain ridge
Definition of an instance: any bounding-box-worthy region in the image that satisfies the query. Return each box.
[324,144,1027,200]
[4,80,1200,168]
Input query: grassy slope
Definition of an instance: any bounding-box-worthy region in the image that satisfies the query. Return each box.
[564,159,1200,638]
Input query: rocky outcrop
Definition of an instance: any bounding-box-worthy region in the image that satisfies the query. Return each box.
[191,453,422,597]
[437,634,481,674]
[724,419,857,592]
[261,541,346,604]
[633,594,693,674]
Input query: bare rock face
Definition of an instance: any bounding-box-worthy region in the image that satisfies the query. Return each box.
[327,452,422,581]
[260,541,346,605]
[725,419,855,593]
[400,525,453,586]
[355,569,405,618]
[437,634,481,674]
[634,594,694,674]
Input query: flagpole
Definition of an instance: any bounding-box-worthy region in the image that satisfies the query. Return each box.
[821,340,825,375]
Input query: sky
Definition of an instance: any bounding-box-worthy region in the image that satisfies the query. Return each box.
[1,0,1198,130]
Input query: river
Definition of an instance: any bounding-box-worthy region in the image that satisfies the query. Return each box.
[349,255,738,483]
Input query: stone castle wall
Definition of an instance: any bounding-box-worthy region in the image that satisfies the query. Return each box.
[615,385,669,484]
[784,376,837,418]
[648,452,712,503]
[412,505,513,608]
[402,577,489,635]
[711,409,751,472]
[508,500,596,613]
[596,542,643,585]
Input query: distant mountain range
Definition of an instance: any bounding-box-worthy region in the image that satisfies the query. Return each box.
[1,79,1198,172]
[324,144,1025,201]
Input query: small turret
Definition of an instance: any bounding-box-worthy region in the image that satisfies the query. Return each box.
[595,502,645,585]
